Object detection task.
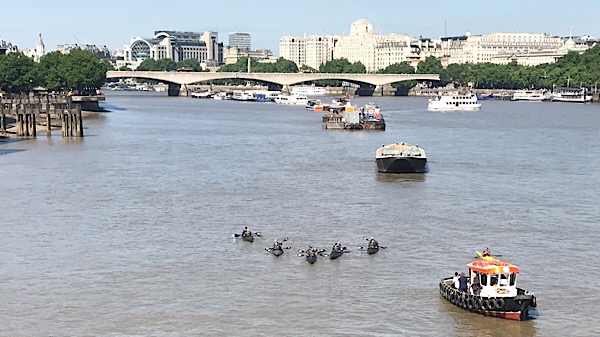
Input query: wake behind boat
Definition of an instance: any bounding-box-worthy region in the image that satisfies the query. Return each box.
[439,259,537,321]
[376,143,427,174]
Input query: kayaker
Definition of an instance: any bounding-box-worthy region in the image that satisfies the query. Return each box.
[368,238,379,249]
[332,242,342,252]
[482,247,491,257]
[242,227,252,237]
[273,239,281,250]
[307,246,317,256]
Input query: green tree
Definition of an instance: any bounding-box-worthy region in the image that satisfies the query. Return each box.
[416,56,443,74]
[320,58,366,73]
[136,58,158,71]
[176,59,202,71]
[0,52,38,93]
[118,65,132,71]
[61,49,107,91]
[37,51,67,91]
[378,61,415,74]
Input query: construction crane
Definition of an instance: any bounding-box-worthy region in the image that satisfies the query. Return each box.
[73,34,82,45]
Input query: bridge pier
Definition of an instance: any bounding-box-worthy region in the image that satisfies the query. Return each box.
[168,83,189,97]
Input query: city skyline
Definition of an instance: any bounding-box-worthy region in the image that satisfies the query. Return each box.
[2,0,600,54]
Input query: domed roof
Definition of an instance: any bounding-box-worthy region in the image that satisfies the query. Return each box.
[352,19,371,26]
[350,19,373,36]
[560,38,576,50]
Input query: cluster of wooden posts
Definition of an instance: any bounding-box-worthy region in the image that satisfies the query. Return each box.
[0,94,83,138]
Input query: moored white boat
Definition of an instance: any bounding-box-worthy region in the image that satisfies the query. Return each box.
[274,94,309,106]
[231,91,255,101]
[427,92,481,111]
[290,85,328,96]
[511,90,550,101]
[551,87,592,103]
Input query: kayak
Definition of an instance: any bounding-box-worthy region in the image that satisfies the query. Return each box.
[271,248,284,257]
[367,246,379,255]
[476,251,498,261]
[306,254,317,264]
[242,235,254,243]
[329,250,344,260]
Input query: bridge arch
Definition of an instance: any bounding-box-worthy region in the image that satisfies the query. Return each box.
[106,71,440,96]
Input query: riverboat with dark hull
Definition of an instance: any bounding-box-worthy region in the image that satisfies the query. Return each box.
[439,260,538,321]
[376,143,427,174]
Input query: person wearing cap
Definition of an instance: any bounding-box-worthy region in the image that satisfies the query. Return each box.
[332,242,342,252]
[242,226,252,237]
[368,237,379,249]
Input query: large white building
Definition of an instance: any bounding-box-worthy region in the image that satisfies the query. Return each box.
[280,19,415,72]
[280,20,595,71]
[123,30,224,69]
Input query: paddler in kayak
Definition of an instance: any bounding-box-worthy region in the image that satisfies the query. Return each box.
[332,242,343,252]
[273,239,281,250]
[242,227,252,237]
[482,247,491,257]
[368,238,379,249]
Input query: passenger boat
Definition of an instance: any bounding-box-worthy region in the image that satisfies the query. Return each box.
[231,91,255,101]
[551,87,592,103]
[439,260,538,321]
[427,93,481,111]
[511,90,550,101]
[191,91,215,98]
[375,143,427,174]
[274,94,309,106]
[213,92,230,100]
[291,85,328,96]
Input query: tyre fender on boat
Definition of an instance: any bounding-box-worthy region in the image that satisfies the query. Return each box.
[495,298,505,309]
[531,295,537,308]
[482,298,492,310]
[467,297,475,310]
[474,298,482,310]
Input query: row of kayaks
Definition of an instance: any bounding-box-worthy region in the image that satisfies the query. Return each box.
[237,234,381,263]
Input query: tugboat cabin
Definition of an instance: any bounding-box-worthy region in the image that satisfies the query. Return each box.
[467,260,520,297]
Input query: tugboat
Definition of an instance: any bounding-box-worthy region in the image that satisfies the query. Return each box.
[375,143,427,173]
[439,259,538,321]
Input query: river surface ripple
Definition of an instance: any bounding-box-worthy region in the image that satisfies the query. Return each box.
[1,91,599,336]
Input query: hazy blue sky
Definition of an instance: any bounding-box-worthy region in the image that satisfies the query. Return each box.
[2,0,599,55]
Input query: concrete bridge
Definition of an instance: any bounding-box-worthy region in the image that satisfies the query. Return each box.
[106,71,440,96]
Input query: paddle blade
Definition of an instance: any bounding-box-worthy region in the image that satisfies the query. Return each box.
[297,253,305,257]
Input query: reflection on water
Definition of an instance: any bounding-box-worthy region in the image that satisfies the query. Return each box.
[374,165,427,183]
